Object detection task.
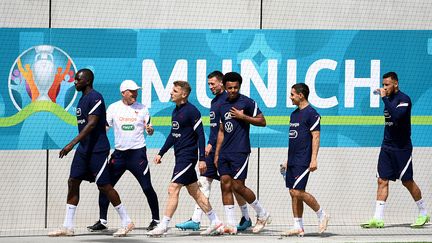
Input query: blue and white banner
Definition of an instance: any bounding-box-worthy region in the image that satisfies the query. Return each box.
[0,29,431,149]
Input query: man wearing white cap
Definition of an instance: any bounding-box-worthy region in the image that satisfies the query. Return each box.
[87,80,160,233]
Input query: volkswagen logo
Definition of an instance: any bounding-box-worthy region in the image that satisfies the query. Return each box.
[225,121,234,133]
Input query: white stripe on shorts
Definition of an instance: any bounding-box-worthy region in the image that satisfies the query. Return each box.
[171,163,193,182]
[143,163,149,176]
[95,157,108,184]
[193,118,202,131]
[88,100,102,115]
[293,168,310,189]
[399,155,412,180]
[234,155,249,179]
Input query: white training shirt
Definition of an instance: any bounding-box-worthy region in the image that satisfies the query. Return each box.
[106,100,151,151]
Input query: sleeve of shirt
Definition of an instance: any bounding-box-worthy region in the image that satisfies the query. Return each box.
[88,93,105,117]
[382,96,410,122]
[308,110,321,132]
[158,133,174,157]
[247,98,262,117]
[106,104,114,127]
[192,108,206,161]
[207,106,219,147]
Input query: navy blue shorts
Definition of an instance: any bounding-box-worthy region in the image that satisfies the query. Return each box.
[172,155,198,186]
[109,147,151,185]
[70,150,110,186]
[286,165,310,190]
[378,146,413,181]
[217,152,249,180]
[201,151,220,180]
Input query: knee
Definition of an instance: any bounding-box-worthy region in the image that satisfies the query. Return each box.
[67,178,80,189]
[167,184,180,197]
[220,176,232,191]
[289,189,301,198]
[97,184,113,194]
[377,178,389,187]
[402,180,414,188]
[231,181,244,193]
[67,178,74,187]
[221,183,231,193]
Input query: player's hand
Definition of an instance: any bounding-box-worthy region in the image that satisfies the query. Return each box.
[199,161,207,174]
[153,154,162,164]
[309,159,317,172]
[230,107,245,120]
[59,143,74,158]
[378,88,386,98]
[205,144,212,157]
[146,124,154,135]
[280,161,287,171]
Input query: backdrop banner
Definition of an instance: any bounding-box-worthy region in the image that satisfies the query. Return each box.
[0,29,431,149]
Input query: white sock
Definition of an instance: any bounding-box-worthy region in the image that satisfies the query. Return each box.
[206,209,221,225]
[250,199,266,218]
[374,201,386,220]
[416,199,428,216]
[161,216,171,229]
[63,204,76,229]
[315,208,325,221]
[191,204,203,223]
[293,217,303,229]
[114,204,131,227]
[240,204,250,220]
[224,205,236,226]
[100,219,107,225]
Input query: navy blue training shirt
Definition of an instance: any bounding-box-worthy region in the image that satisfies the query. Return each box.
[159,102,206,161]
[76,89,110,153]
[382,91,412,150]
[217,94,261,153]
[288,105,320,167]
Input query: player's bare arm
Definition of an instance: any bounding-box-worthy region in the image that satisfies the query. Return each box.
[205,144,212,157]
[309,130,320,172]
[59,114,100,158]
[214,123,225,168]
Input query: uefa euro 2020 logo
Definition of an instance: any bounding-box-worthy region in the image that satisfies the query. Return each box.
[8,45,78,111]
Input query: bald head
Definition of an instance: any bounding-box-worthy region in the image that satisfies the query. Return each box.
[74,68,94,92]
[76,68,94,84]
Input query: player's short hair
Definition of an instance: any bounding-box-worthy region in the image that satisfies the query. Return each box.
[76,68,94,84]
[207,70,223,81]
[173,80,191,97]
[383,71,398,81]
[292,83,310,100]
[222,72,242,86]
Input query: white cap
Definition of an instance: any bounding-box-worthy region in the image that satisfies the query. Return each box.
[120,80,141,92]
